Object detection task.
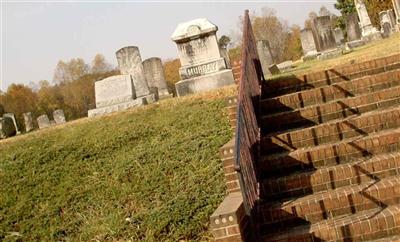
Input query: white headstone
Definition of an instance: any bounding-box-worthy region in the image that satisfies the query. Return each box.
[171,18,234,96]
[300,29,318,57]
[53,109,66,124]
[142,57,171,99]
[37,114,51,129]
[256,40,274,76]
[23,112,34,132]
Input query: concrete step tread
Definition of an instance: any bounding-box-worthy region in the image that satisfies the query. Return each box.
[261,204,400,241]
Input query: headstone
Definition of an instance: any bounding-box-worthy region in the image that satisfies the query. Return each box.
[23,112,34,132]
[171,18,235,97]
[382,22,392,38]
[346,13,362,41]
[3,113,20,134]
[268,64,281,75]
[355,0,382,41]
[0,116,16,139]
[116,46,151,98]
[345,39,366,50]
[219,47,231,69]
[256,40,274,77]
[88,47,155,117]
[318,48,343,60]
[37,114,51,129]
[312,16,336,52]
[142,57,172,99]
[334,28,345,45]
[300,29,318,60]
[53,109,66,124]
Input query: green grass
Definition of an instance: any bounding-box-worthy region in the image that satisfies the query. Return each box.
[0,88,235,241]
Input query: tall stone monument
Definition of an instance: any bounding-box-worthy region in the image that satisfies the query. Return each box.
[256,40,274,76]
[23,112,34,132]
[393,0,400,25]
[312,16,336,52]
[37,114,51,129]
[387,9,398,32]
[88,46,155,117]
[171,18,235,97]
[300,29,318,60]
[355,0,382,41]
[53,109,66,124]
[142,57,172,100]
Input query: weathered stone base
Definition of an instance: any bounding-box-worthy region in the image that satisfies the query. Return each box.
[361,31,382,43]
[175,69,235,97]
[345,39,366,50]
[317,48,343,60]
[88,94,155,117]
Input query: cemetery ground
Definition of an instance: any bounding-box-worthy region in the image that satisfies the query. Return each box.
[0,32,399,241]
[272,32,400,79]
[0,87,236,241]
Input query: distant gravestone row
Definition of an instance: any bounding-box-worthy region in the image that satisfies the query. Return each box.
[0,109,67,139]
[297,0,400,63]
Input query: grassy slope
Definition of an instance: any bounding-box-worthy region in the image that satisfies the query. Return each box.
[0,87,236,241]
[270,32,400,80]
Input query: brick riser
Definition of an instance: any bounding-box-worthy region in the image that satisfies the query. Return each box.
[261,70,400,115]
[261,152,400,201]
[262,55,400,98]
[261,86,400,134]
[262,107,400,154]
[259,177,400,233]
[262,205,400,242]
[259,128,400,177]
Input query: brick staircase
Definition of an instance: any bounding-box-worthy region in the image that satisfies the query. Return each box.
[210,53,400,242]
[256,57,400,241]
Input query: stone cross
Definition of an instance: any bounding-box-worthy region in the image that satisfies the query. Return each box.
[116,46,150,98]
[23,112,34,132]
[37,114,51,129]
[142,57,171,99]
[256,40,274,76]
[53,109,66,124]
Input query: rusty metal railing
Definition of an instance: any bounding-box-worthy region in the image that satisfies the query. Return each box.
[234,10,264,216]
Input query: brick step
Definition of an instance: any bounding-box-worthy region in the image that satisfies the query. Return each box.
[368,235,400,241]
[261,107,400,154]
[260,86,400,134]
[258,176,400,232]
[259,127,400,177]
[260,151,400,201]
[260,69,400,115]
[262,54,400,98]
[260,204,400,241]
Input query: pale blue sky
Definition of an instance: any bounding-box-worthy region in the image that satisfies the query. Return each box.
[1,0,338,91]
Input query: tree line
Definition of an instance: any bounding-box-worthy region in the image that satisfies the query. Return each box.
[0,0,393,131]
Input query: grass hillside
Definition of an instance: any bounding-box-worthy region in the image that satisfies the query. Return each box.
[0,87,236,241]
